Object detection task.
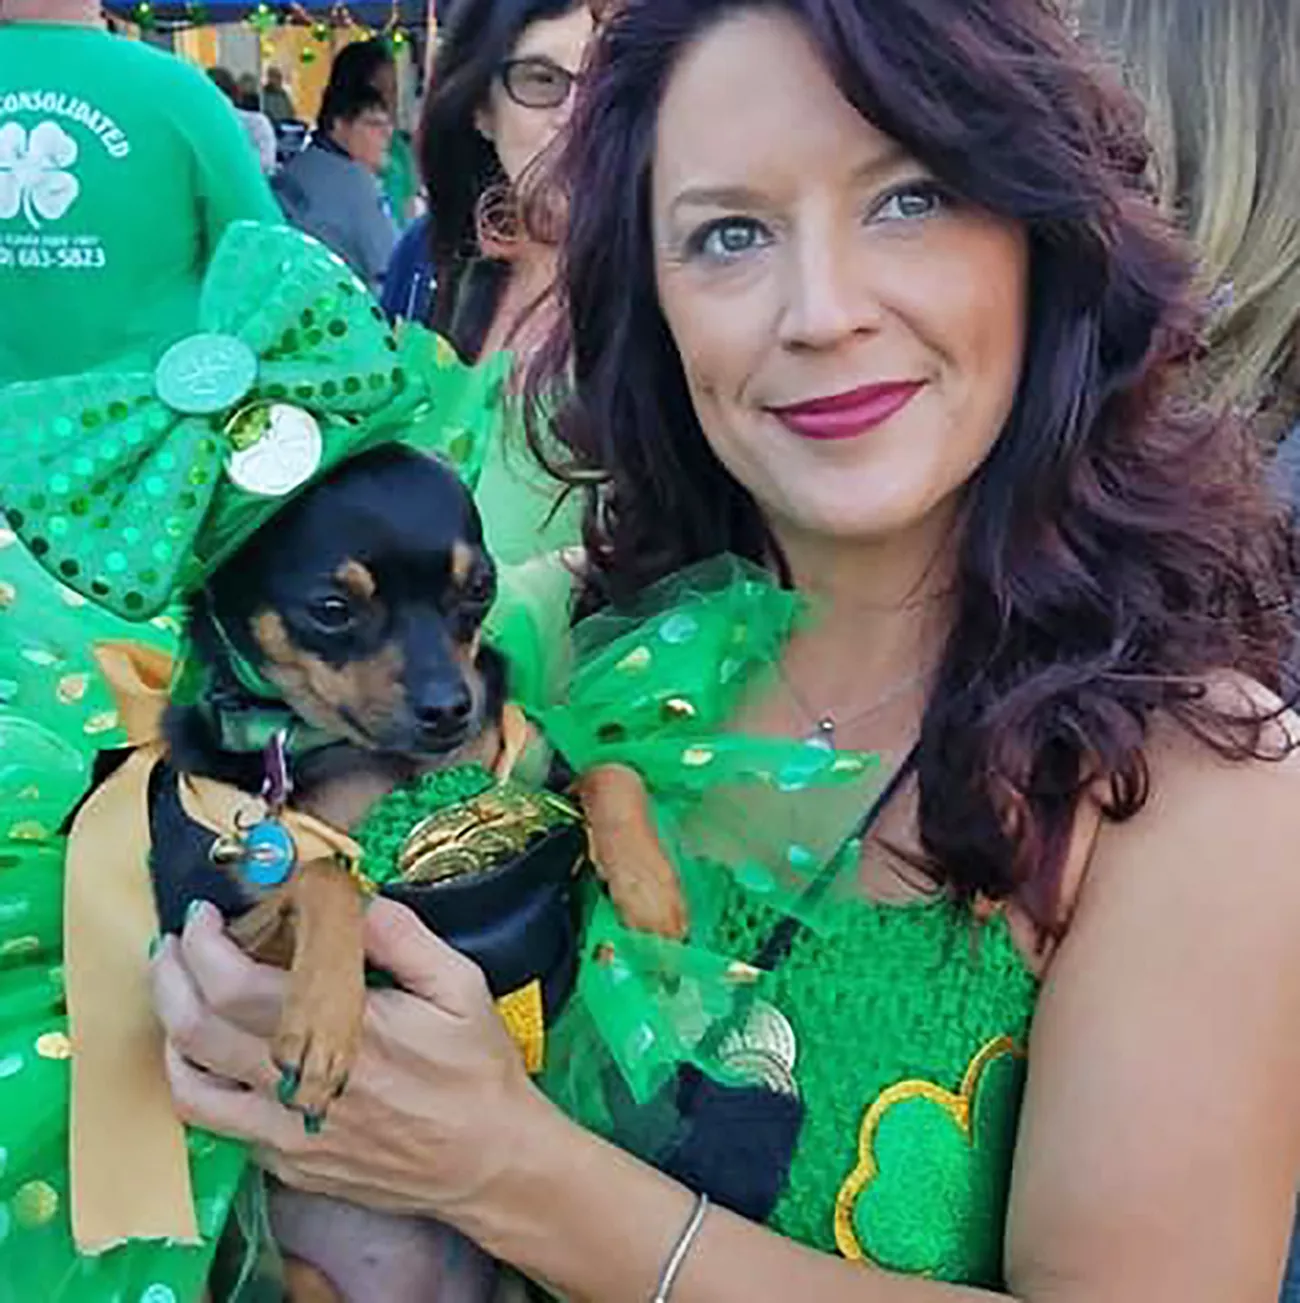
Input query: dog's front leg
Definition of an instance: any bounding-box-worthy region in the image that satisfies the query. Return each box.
[275,858,367,1120]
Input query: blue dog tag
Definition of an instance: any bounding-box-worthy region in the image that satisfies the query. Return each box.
[240,820,297,887]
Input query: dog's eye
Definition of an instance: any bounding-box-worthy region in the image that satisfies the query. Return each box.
[307,595,356,632]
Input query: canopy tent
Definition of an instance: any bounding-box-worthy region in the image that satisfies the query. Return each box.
[99,0,435,130]
[101,1,431,29]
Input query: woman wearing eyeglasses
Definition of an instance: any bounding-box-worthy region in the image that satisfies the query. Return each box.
[420,0,592,363]
[388,0,595,566]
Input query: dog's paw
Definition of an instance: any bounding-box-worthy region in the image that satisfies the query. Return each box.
[273,857,368,1121]
[275,959,365,1121]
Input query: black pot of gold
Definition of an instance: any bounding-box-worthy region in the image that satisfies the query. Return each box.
[354,764,585,1026]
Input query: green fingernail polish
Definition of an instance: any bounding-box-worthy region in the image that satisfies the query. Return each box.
[303,1112,324,1136]
[147,934,163,960]
[277,1067,300,1106]
[184,899,207,927]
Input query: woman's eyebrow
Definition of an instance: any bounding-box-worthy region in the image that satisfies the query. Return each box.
[666,144,915,220]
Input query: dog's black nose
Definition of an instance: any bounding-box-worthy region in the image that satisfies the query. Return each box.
[413,682,474,737]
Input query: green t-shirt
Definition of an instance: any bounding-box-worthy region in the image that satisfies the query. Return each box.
[381,130,419,229]
[0,25,280,383]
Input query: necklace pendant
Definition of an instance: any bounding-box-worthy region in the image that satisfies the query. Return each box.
[807,717,836,751]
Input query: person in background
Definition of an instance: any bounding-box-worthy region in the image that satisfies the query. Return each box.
[419,0,592,362]
[262,65,298,123]
[0,0,279,382]
[208,65,278,177]
[1077,0,1300,453]
[272,78,398,291]
[398,0,596,566]
[330,37,422,228]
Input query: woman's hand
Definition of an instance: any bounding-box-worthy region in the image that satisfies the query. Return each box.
[149,897,555,1224]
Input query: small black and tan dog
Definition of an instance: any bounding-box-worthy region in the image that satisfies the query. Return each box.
[148,445,520,1301]
[136,441,684,1301]
[154,445,508,1122]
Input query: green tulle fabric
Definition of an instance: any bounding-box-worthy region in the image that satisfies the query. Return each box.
[0,312,547,1300]
[0,222,513,623]
[0,542,1039,1296]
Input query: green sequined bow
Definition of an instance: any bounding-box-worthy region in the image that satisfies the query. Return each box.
[0,221,504,622]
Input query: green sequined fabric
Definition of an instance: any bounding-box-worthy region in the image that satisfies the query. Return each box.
[0,222,510,622]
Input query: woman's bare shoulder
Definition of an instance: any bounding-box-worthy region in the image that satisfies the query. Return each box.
[1079,669,1300,931]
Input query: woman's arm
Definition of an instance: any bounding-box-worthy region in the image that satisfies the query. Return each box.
[152,701,1300,1303]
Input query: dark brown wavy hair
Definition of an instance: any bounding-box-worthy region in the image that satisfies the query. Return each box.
[526,0,1294,925]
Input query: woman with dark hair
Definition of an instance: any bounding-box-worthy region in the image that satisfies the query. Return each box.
[152,1,1300,1299]
[418,0,592,359]
[386,0,595,565]
[331,36,422,228]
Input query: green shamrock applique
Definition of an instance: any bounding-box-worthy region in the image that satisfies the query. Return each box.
[834,1036,1027,1287]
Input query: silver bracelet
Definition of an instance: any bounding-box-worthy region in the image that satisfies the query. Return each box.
[652,1192,710,1303]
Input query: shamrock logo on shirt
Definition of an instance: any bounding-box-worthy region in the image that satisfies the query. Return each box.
[0,121,81,230]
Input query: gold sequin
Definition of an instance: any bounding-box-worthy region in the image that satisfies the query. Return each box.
[7,822,48,842]
[0,582,15,610]
[150,613,182,635]
[35,1032,71,1061]
[83,711,118,736]
[616,646,651,673]
[56,673,89,704]
[681,747,715,768]
[660,697,697,722]
[12,1180,58,1229]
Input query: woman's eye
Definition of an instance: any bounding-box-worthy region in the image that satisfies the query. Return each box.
[689,218,771,263]
[307,596,355,632]
[872,183,948,224]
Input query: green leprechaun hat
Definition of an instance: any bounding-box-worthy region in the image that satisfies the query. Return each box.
[0,221,509,622]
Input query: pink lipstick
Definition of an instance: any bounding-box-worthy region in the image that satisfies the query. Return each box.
[768,380,925,441]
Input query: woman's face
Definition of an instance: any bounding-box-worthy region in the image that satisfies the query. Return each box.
[651,10,1029,551]
[476,4,594,184]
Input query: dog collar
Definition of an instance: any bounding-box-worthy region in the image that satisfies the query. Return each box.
[201,698,342,760]
[191,609,345,761]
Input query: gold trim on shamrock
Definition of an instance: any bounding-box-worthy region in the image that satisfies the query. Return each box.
[832,1035,1026,1262]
